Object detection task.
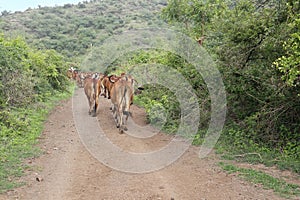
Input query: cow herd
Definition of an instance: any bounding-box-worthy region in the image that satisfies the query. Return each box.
[67,68,136,133]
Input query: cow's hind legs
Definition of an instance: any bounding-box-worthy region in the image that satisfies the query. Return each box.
[87,97,92,115]
[118,111,128,133]
[89,99,95,116]
[122,126,128,131]
[121,111,129,131]
[119,125,127,133]
[112,105,119,128]
[91,103,97,117]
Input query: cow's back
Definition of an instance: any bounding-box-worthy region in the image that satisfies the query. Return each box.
[84,78,94,98]
[111,79,133,111]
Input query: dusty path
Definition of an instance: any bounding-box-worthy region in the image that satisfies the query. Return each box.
[0,88,290,200]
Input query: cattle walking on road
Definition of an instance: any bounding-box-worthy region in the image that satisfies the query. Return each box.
[84,77,99,117]
[101,74,122,99]
[79,70,139,132]
[110,75,134,133]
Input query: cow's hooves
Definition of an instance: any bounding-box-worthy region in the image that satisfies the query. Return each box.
[116,125,120,128]
[92,113,97,117]
[119,130,124,134]
[123,127,128,131]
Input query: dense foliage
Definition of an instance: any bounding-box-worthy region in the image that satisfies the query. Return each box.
[0,34,70,192]
[273,4,300,87]
[0,35,69,107]
[162,0,300,172]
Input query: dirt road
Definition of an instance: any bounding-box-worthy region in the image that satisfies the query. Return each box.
[1,88,289,200]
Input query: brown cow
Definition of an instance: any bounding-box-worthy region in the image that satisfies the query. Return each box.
[101,74,120,99]
[75,71,84,87]
[94,73,105,112]
[67,67,79,80]
[119,73,136,105]
[67,69,73,79]
[84,77,99,117]
[110,75,134,133]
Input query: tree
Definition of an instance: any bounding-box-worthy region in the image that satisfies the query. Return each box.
[273,7,300,88]
[161,0,300,154]
[1,10,10,16]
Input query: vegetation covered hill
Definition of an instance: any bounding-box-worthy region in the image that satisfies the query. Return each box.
[0,0,166,63]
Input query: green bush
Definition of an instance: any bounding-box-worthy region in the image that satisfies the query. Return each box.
[0,35,70,106]
[161,0,300,173]
[0,34,72,193]
[134,85,180,133]
[107,49,210,136]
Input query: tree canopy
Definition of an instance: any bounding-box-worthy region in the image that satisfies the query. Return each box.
[161,0,300,170]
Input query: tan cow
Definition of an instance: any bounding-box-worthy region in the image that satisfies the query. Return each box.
[110,76,134,133]
[84,77,99,117]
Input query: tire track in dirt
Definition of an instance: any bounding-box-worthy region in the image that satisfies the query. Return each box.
[0,88,287,200]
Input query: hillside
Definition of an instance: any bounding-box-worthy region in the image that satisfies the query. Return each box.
[0,0,167,66]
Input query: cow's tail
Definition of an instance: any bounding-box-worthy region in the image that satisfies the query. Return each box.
[91,80,96,101]
[118,86,125,112]
[92,80,97,114]
[123,86,131,117]
[100,79,105,96]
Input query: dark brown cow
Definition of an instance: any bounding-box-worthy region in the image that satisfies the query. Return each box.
[84,77,99,117]
[110,75,134,133]
[76,71,89,88]
[101,74,120,99]
[73,70,79,80]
